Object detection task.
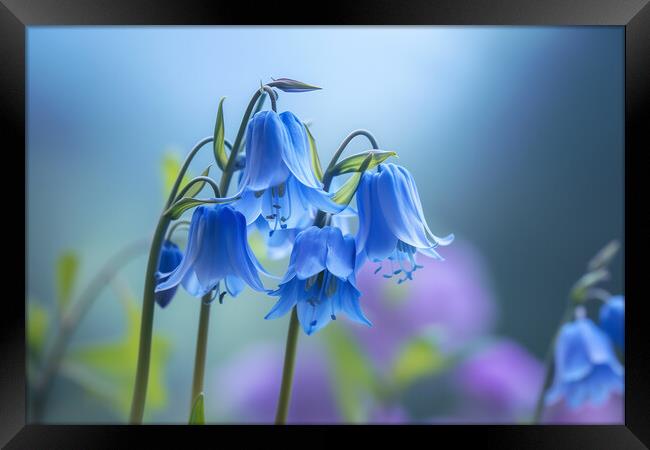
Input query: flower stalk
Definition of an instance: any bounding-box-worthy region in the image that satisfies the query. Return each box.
[190,297,212,409]
[130,85,273,423]
[274,308,300,424]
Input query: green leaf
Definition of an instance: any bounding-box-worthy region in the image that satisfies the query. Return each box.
[322,326,377,422]
[164,195,238,220]
[392,337,445,388]
[64,287,171,418]
[161,152,191,198]
[213,97,228,170]
[56,251,79,312]
[331,150,397,176]
[570,268,610,302]
[588,240,621,272]
[178,165,212,200]
[27,301,50,356]
[304,124,323,181]
[331,172,362,207]
[189,393,205,424]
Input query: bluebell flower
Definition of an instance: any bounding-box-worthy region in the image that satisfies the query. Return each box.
[265,226,372,335]
[234,111,343,232]
[599,295,624,351]
[545,317,624,409]
[356,163,454,283]
[155,204,267,300]
[154,240,184,308]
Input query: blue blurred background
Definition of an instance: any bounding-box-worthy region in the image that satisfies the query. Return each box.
[26,26,624,423]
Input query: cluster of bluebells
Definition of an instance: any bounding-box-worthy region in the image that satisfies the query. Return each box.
[545,296,624,410]
[153,88,453,335]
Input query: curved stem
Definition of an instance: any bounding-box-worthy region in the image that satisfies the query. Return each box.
[31,238,149,422]
[131,132,227,423]
[531,302,576,423]
[261,86,277,112]
[130,215,171,423]
[165,136,214,208]
[173,176,221,202]
[165,220,191,241]
[131,86,273,423]
[322,129,378,191]
[275,308,300,424]
[190,298,212,410]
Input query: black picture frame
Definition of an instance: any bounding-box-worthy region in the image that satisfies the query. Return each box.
[3,0,649,447]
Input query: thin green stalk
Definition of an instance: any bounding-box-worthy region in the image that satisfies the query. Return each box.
[190,298,212,409]
[531,302,576,423]
[30,238,149,422]
[130,136,214,424]
[275,308,300,424]
[129,215,171,423]
[131,85,271,424]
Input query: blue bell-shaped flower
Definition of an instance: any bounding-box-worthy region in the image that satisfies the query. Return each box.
[545,317,624,409]
[155,204,267,300]
[265,226,372,335]
[356,163,454,283]
[154,240,184,308]
[599,295,624,351]
[234,111,343,233]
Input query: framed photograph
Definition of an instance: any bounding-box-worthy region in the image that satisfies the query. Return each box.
[3,0,649,447]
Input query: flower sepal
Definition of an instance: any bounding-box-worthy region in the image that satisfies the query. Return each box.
[331,150,397,176]
[267,77,322,93]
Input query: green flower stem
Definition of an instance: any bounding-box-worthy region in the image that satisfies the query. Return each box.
[131,86,271,424]
[165,220,191,241]
[322,129,378,190]
[173,176,222,203]
[275,308,300,424]
[190,298,212,409]
[130,215,172,423]
[531,302,576,423]
[30,238,149,422]
[130,136,216,424]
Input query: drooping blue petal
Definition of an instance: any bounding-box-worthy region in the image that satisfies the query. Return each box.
[265,276,300,320]
[296,296,333,335]
[399,164,455,246]
[335,281,371,327]
[239,111,290,191]
[599,295,624,351]
[154,240,184,308]
[325,228,356,279]
[545,317,624,409]
[156,207,205,293]
[155,204,267,299]
[182,270,211,297]
[356,170,398,261]
[297,183,345,215]
[193,206,227,290]
[278,111,323,190]
[291,226,328,279]
[376,164,437,250]
[221,206,267,292]
[233,188,264,225]
[225,276,245,297]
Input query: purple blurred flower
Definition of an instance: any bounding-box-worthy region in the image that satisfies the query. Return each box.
[350,239,497,366]
[368,405,409,424]
[451,339,544,423]
[541,393,623,424]
[210,342,341,423]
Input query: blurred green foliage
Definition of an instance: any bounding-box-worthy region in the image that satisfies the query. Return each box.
[62,286,171,418]
[56,251,79,313]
